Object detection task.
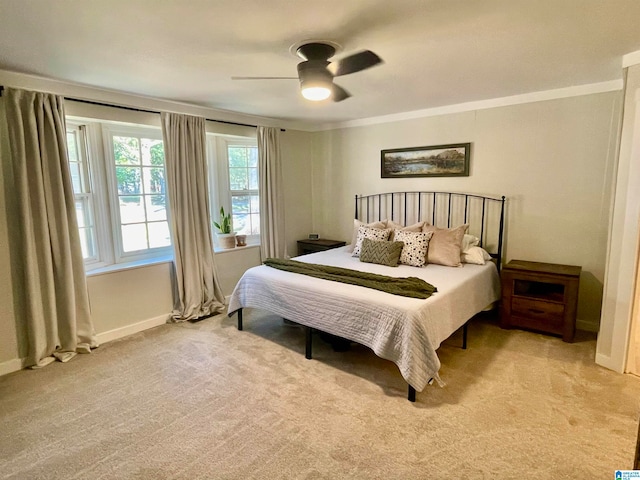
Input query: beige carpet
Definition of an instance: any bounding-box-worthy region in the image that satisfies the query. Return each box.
[0,309,639,479]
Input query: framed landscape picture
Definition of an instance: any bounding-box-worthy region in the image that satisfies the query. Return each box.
[381,143,471,178]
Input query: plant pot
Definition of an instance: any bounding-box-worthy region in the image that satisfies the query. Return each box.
[236,234,247,247]
[217,233,237,249]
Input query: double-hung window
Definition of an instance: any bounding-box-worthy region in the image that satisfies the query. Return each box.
[103,126,171,261]
[66,124,98,263]
[209,136,260,246]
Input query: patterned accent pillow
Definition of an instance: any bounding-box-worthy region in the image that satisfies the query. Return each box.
[359,238,405,267]
[348,219,387,252]
[393,230,433,267]
[352,226,392,257]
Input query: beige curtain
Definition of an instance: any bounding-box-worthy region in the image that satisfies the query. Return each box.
[4,87,97,368]
[161,112,225,321]
[258,126,287,259]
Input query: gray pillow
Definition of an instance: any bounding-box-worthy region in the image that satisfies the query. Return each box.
[359,238,404,267]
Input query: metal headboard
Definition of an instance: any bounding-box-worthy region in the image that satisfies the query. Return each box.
[355,191,506,270]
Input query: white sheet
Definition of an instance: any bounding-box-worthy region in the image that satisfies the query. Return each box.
[228,246,501,391]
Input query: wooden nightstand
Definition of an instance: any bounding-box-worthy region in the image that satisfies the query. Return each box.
[500,260,581,342]
[297,239,346,256]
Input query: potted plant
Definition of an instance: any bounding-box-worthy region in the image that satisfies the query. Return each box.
[213,207,236,249]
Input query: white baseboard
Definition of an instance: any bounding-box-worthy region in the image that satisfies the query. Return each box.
[0,314,171,378]
[0,357,26,377]
[96,313,171,345]
[596,352,624,373]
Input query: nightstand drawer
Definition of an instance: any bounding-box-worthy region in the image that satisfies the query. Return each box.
[511,297,564,321]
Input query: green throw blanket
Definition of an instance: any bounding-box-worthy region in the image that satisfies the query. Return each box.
[263,258,437,299]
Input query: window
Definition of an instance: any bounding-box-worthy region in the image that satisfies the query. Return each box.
[209,136,260,246]
[228,143,260,236]
[104,126,171,259]
[66,124,98,263]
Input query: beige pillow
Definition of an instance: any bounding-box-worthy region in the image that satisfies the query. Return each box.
[422,224,468,267]
[348,219,387,252]
[387,220,425,240]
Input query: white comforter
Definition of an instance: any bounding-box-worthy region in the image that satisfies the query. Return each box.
[228,246,501,391]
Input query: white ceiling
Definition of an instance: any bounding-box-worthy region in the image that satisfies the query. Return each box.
[1,0,640,128]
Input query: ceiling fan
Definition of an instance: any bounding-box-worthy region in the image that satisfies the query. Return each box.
[231,41,383,102]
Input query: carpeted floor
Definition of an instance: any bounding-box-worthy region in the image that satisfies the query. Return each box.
[0,309,638,479]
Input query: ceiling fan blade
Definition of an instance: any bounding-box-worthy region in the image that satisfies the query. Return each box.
[231,76,298,80]
[331,84,351,102]
[328,50,382,77]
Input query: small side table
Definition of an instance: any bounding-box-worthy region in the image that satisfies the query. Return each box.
[500,259,581,342]
[297,239,346,256]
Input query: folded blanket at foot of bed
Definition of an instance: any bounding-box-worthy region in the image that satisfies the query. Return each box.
[262,258,437,299]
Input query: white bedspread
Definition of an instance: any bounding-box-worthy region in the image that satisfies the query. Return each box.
[228,246,501,391]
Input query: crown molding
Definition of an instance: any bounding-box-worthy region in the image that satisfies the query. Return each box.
[320,80,623,131]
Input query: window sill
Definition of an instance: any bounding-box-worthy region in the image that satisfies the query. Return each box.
[86,255,174,277]
[214,244,260,254]
[86,245,260,276]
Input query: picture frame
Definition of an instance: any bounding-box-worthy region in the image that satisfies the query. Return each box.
[381,143,471,178]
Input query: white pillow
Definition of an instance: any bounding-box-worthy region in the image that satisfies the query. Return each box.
[393,230,433,267]
[462,234,480,253]
[348,219,387,253]
[352,226,392,257]
[462,246,493,265]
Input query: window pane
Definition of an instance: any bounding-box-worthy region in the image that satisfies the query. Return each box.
[148,221,171,248]
[141,138,164,166]
[228,147,248,167]
[69,162,82,194]
[229,167,248,190]
[113,136,140,165]
[146,195,167,221]
[116,166,141,194]
[248,167,258,190]
[143,167,165,194]
[119,196,146,224]
[250,194,260,213]
[250,213,260,234]
[248,147,258,168]
[149,141,164,166]
[78,227,96,260]
[67,132,79,161]
[121,223,148,252]
[233,213,249,235]
[232,195,250,214]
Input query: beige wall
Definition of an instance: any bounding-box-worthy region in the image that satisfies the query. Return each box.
[312,93,622,331]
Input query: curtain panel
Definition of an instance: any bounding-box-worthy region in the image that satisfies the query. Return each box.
[161,112,225,321]
[258,126,287,259]
[4,87,97,368]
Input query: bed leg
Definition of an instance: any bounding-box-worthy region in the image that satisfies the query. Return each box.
[462,322,468,350]
[408,385,416,402]
[305,326,313,359]
[237,309,243,331]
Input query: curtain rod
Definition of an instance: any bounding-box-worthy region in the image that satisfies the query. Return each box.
[0,85,285,132]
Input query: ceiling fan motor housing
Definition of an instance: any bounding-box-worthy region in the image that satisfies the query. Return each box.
[297,60,333,89]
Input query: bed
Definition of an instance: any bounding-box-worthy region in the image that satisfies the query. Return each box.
[228,191,506,401]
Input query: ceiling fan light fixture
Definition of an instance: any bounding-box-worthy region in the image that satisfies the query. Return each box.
[301,85,332,101]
